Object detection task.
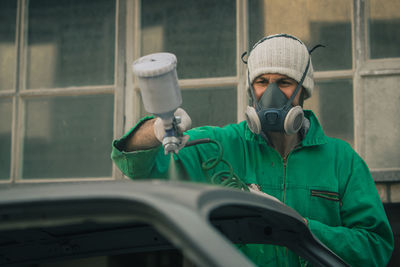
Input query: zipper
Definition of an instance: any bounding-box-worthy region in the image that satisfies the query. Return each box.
[281,143,301,264]
[280,147,299,264]
[282,144,302,204]
[282,155,287,203]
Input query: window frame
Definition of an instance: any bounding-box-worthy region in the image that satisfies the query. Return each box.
[2,0,399,183]
[353,0,400,182]
[0,0,125,183]
[127,0,247,130]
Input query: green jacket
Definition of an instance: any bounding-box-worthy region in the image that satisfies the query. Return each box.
[111,111,393,267]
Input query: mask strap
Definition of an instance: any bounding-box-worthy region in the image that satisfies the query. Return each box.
[241,51,248,64]
[283,54,311,110]
[309,44,326,54]
[299,88,305,107]
[283,44,324,109]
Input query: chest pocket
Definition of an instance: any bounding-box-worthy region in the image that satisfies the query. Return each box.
[308,189,342,225]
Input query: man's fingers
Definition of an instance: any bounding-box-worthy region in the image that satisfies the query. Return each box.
[153,118,165,142]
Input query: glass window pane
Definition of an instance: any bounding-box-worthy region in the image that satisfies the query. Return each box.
[27,0,115,89]
[363,75,400,169]
[0,99,12,180]
[369,0,400,59]
[23,95,114,179]
[0,0,17,91]
[141,0,236,79]
[181,87,237,127]
[303,79,354,146]
[139,87,237,128]
[248,0,352,71]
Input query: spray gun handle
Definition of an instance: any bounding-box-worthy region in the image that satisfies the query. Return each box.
[162,115,184,154]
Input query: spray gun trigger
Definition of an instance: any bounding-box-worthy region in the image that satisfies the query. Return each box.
[174,116,181,124]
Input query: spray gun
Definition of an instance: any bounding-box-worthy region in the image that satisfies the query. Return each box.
[132,53,185,154]
[132,53,249,190]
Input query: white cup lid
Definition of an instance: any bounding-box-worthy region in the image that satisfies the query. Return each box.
[132,53,177,77]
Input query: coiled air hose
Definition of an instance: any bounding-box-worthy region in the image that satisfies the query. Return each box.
[184,138,249,191]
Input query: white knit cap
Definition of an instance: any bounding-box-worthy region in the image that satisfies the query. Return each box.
[247,33,314,99]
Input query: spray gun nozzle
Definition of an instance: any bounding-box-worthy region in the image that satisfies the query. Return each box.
[163,136,180,154]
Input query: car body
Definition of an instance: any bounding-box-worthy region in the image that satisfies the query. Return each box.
[0,180,348,267]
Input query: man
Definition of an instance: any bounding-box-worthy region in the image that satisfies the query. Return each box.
[112,34,394,266]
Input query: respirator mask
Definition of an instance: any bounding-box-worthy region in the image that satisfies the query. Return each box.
[245,58,310,135]
[243,34,314,136]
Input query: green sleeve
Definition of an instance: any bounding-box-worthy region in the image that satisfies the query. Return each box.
[307,152,394,267]
[111,117,221,180]
[111,116,165,179]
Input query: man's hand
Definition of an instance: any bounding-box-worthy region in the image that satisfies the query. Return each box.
[123,108,192,152]
[153,108,192,142]
[248,184,309,227]
[154,108,192,153]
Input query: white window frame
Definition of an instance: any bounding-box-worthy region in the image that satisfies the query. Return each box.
[354,0,400,182]
[2,0,399,183]
[0,0,126,183]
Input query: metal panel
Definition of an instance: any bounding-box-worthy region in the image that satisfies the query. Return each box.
[10,0,26,182]
[372,169,400,182]
[0,180,348,267]
[363,75,400,169]
[113,0,127,179]
[236,0,248,123]
[353,0,367,157]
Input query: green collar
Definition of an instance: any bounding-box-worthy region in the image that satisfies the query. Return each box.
[301,110,329,147]
[244,110,328,147]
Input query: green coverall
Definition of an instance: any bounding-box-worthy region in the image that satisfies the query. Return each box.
[111,110,394,267]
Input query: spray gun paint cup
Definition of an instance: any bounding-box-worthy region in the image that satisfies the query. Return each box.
[132,53,182,128]
[132,53,183,154]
